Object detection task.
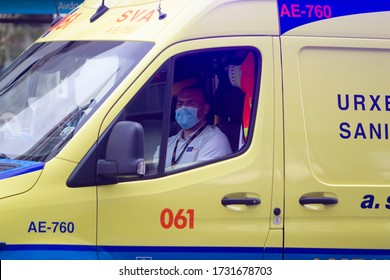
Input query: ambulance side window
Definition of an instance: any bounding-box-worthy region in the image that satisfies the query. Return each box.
[119,47,259,179]
[163,48,259,172]
[123,68,169,176]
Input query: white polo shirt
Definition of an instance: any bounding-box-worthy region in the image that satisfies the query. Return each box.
[153,125,232,170]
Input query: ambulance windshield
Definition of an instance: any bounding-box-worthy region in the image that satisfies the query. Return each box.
[0,41,153,162]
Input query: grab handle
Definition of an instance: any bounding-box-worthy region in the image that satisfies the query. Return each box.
[299,196,338,205]
[221,197,261,206]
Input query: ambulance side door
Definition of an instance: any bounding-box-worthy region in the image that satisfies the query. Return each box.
[96,37,279,260]
[282,36,390,259]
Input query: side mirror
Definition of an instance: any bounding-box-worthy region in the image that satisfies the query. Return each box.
[97,121,145,178]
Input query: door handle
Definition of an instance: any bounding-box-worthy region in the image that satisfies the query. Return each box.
[299,196,338,205]
[221,197,261,206]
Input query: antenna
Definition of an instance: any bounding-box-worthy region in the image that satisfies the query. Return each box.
[51,0,63,26]
[90,0,109,22]
[158,0,167,20]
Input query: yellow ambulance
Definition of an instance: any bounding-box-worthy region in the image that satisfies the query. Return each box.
[1,0,390,259]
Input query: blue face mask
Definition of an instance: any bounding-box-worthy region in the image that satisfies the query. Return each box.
[175,106,200,129]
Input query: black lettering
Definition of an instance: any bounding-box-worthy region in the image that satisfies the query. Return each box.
[354,95,366,111]
[337,94,349,110]
[386,96,390,111]
[339,122,351,139]
[27,221,37,233]
[386,196,390,210]
[369,123,381,139]
[361,194,375,209]
[369,95,381,111]
[38,221,47,233]
[119,267,125,276]
[354,123,366,139]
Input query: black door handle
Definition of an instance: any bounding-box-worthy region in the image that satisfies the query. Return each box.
[221,197,261,206]
[299,196,338,205]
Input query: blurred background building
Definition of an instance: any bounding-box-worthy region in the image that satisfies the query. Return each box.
[0,0,83,72]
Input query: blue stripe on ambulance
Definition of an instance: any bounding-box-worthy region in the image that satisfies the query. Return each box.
[0,245,280,260]
[284,247,390,260]
[0,244,97,260]
[2,245,390,259]
[97,246,390,260]
[97,246,278,260]
[278,0,390,34]
[0,159,44,180]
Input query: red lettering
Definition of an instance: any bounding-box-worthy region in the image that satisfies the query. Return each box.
[138,10,155,22]
[280,4,291,17]
[306,4,314,17]
[160,208,195,229]
[116,9,155,22]
[160,208,174,229]
[291,4,301,18]
[187,209,195,229]
[117,10,133,22]
[54,13,81,30]
[280,4,333,20]
[323,5,332,18]
[131,10,145,21]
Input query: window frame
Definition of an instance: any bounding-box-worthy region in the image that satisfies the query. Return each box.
[161,46,262,175]
[67,44,262,187]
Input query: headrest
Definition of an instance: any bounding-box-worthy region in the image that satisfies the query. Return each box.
[227,64,242,87]
[214,81,245,119]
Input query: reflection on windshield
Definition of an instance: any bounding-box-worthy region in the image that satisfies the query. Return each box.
[0,41,153,162]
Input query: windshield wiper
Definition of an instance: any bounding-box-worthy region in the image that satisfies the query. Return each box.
[0,153,9,159]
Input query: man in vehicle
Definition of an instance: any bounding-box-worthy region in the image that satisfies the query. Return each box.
[154,84,232,170]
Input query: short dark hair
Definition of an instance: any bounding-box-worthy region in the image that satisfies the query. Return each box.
[179,84,210,104]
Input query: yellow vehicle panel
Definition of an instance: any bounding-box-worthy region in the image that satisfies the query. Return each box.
[1,0,390,260]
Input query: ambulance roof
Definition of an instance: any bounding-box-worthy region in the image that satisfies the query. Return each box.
[37,0,390,44]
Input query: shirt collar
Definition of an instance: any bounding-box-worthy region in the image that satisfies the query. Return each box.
[178,121,207,141]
